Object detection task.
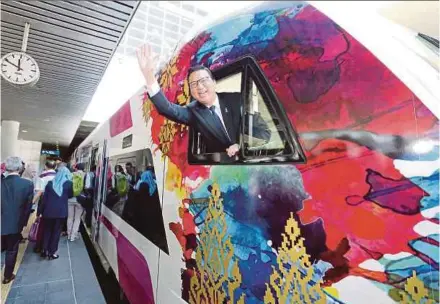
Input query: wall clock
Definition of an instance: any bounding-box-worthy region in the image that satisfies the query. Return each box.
[1,51,40,86]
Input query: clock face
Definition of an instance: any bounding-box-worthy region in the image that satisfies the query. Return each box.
[1,52,40,85]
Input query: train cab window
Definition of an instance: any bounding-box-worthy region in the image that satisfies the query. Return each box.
[243,77,291,159]
[188,56,306,165]
[215,72,242,93]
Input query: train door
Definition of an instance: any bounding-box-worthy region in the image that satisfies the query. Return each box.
[81,144,100,236]
[97,146,167,304]
[90,145,98,171]
[92,139,108,243]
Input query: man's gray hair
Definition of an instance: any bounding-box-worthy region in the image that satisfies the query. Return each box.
[5,156,23,172]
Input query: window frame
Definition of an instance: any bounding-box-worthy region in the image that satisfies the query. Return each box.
[187,55,306,165]
[417,33,439,49]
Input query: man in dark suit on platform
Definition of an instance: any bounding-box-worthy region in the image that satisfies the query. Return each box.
[136,44,271,157]
[1,156,33,284]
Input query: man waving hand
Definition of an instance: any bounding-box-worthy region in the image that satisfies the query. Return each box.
[136,44,271,157]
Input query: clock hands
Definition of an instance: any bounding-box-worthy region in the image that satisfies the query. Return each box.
[4,58,19,69]
[4,58,23,71]
[2,52,39,85]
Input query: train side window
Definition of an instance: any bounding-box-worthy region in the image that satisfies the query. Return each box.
[188,56,305,165]
[104,148,169,254]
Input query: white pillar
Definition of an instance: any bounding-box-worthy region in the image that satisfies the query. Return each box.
[18,140,43,173]
[1,120,20,161]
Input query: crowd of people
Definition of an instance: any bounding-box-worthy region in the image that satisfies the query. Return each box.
[1,154,164,285]
[1,156,95,285]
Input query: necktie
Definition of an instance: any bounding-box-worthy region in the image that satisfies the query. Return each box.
[209,106,230,141]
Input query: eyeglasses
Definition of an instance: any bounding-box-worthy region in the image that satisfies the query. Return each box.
[189,77,211,89]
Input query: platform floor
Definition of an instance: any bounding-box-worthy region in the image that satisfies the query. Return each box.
[1,216,105,304]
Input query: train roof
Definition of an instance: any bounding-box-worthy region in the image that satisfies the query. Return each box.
[77,1,439,152]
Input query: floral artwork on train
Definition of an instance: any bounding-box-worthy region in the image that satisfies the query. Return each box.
[141,1,439,303]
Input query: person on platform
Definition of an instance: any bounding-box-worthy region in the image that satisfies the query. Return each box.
[38,166,73,260]
[33,160,57,253]
[1,157,33,284]
[67,163,85,242]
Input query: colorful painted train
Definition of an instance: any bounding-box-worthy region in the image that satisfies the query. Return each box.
[72,1,439,303]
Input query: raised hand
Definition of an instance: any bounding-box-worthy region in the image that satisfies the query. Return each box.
[136,44,159,87]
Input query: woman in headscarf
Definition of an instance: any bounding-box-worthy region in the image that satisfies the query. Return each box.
[131,166,167,251]
[38,166,73,260]
[134,167,157,195]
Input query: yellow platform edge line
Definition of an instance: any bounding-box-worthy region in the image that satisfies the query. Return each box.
[1,212,36,304]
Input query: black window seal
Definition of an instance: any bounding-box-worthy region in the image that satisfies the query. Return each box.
[239,56,306,164]
[418,33,439,49]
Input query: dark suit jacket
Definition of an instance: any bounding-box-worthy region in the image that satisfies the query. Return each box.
[39,181,73,219]
[1,175,34,235]
[149,90,271,153]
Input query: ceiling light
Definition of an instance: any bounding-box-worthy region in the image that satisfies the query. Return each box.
[44,119,50,122]
[22,130,28,133]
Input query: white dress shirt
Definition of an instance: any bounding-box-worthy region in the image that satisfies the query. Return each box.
[35,169,56,192]
[146,81,230,138]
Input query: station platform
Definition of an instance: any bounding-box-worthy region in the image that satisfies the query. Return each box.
[1,215,106,304]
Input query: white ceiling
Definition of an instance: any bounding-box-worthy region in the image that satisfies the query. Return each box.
[1,1,139,146]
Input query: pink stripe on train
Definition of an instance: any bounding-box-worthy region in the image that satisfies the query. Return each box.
[109,100,133,137]
[101,216,155,304]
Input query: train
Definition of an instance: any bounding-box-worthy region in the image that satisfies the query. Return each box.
[71,1,439,303]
